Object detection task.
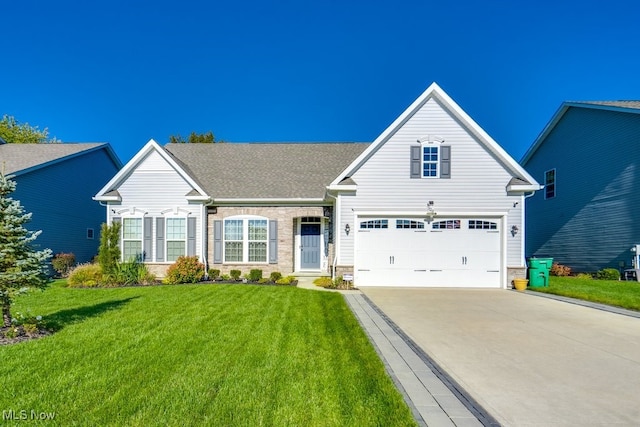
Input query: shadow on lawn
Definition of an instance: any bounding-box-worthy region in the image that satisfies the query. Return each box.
[44,297,139,331]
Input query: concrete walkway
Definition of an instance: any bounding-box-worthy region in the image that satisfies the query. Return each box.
[360,288,640,426]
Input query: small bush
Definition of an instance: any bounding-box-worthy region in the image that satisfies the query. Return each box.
[258,278,269,284]
[68,263,103,287]
[220,274,231,281]
[248,269,263,282]
[596,268,620,280]
[164,256,205,285]
[51,252,76,277]
[575,273,593,280]
[313,277,334,288]
[550,263,571,277]
[276,277,291,285]
[230,270,242,281]
[208,269,220,280]
[270,271,282,282]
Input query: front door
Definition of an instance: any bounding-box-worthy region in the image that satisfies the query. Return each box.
[300,224,321,269]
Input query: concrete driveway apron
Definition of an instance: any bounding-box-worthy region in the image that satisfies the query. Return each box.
[360,288,640,426]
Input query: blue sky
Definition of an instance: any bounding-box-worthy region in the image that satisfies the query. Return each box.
[2,0,639,163]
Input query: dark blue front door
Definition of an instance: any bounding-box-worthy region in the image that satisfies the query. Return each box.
[301,224,321,269]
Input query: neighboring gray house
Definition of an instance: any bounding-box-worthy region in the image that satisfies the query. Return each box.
[521,101,640,272]
[95,83,540,288]
[1,142,122,264]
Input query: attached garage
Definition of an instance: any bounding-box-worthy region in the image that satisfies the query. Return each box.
[354,216,502,287]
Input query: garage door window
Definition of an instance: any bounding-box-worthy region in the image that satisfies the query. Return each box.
[360,219,388,229]
[469,220,497,230]
[432,220,460,229]
[396,220,425,229]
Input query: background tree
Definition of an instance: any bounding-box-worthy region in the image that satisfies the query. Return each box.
[168,131,220,144]
[0,171,52,327]
[0,114,59,144]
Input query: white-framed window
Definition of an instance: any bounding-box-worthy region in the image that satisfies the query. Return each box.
[122,217,143,261]
[166,217,186,262]
[360,219,388,229]
[423,146,439,177]
[545,169,556,199]
[223,216,268,263]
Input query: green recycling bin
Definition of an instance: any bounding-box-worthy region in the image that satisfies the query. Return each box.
[528,257,553,287]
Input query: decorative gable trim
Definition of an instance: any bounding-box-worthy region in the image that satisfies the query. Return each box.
[93,139,210,202]
[330,82,539,191]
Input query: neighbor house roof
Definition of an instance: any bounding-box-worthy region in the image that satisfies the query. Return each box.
[164,142,369,200]
[0,143,122,176]
[521,100,640,165]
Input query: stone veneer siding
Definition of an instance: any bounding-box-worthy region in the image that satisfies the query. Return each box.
[208,206,333,276]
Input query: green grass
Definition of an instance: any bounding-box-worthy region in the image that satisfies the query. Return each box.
[531,276,640,311]
[1,282,416,426]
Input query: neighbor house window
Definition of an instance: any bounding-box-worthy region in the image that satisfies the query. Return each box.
[224,217,268,263]
[122,218,143,261]
[86,228,94,239]
[166,218,186,262]
[545,169,556,199]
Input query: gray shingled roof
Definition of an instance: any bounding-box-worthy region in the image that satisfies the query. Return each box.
[575,101,640,110]
[164,142,369,199]
[0,143,110,175]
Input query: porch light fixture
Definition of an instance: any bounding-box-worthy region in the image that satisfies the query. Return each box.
[345,223,350,235]
[425,201,437,222]
[511,225,519,237]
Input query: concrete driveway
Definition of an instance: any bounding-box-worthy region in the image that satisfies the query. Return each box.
[360,288,640,426]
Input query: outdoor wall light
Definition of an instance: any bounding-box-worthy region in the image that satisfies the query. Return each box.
[511,225,519,237]
[345,223,350,235]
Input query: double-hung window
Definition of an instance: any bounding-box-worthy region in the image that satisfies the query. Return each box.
[423,146,439,177]
[224,217,268,263]
[545,169,556,199]
[166,218,186,261]
[410,142,451,179]
[122,218,143,261]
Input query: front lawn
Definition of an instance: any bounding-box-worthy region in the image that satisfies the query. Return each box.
[531,276,640,311]
[1,282,416,426]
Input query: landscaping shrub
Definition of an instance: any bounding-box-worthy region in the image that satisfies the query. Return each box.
[270,271,282,282]
[220,274,231,281]
[550,263,571,277]
[164,256,205,285]
[596,268,620,281]
[68,263,103,287]
[51,252,76,277]
[230,270,241,281]
[98,222,121,276]
[575,273,593,280]
[313,277,334,288]
[276,276,297,286]
[248,269,263,282]
[208,268,220,280]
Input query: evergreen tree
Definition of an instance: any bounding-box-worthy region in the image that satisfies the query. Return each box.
[0,171,51,327]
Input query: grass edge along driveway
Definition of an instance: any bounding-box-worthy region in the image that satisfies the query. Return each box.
[1,283,416,426]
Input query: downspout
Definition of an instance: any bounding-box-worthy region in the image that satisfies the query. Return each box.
[202,199,213,278]
[521,190,538,266]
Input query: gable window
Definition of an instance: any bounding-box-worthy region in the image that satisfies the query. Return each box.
[224,217,268,263]
[122,218,143,261]
[360,219,388,229]
[166,218,186,262]
[545,169,556,199]
[410,144,451,179]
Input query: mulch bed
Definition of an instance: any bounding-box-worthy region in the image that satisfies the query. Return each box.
[0,325,51,346]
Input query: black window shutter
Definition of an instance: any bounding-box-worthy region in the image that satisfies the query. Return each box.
[440,145,451,179]
[410,145,421,178]
[269,220,278,264]
[156,217,165,262]
[187,217,196,256]
[213,220,222,264]
[143,217,153,261]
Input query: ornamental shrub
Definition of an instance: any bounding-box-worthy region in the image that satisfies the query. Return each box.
[230,270,241,281]
[248,269,263,282]
[270,271,282,282]
[313,277,334,288]
[208,269,220,280]
[68,263,103,287]
[550,263,571,277]
[51,252,76,277]
[596,268,620,280]
[164,256,205,285]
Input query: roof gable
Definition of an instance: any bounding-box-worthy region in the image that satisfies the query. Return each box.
[0,143,122,176]
[94,139,209,202]
[331,82,538,189]
[521,101,640,165]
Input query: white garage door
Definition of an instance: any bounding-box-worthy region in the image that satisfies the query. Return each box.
[354,217,501,287]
